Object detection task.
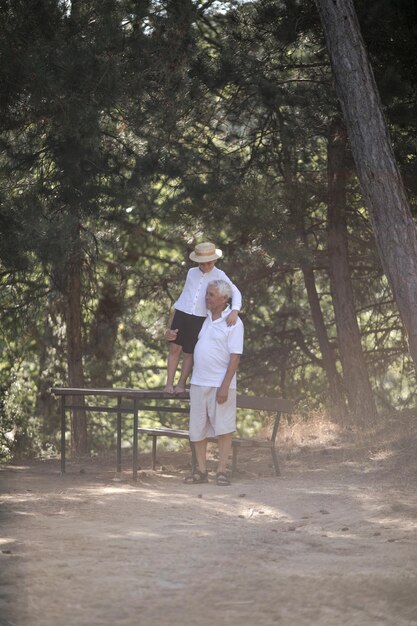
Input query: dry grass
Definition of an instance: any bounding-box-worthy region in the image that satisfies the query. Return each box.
[268,405,417,481]
[277,406,417,451]
[278,407,341,449]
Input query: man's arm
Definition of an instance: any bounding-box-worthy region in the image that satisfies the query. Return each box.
[216,354,241,404]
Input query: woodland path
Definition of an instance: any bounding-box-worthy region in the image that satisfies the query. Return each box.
[1,438,417,626]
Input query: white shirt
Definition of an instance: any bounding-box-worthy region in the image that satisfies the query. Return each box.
[191,306,244,389]
[174,266,242,317]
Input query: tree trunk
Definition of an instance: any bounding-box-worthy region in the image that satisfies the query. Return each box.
[88,262,127,387]
[66,234,88,455]
[327,117,377,422]
[315,0,417,374]
[277,111,347,416]
[35,304,59,438]
[301,261,347,417]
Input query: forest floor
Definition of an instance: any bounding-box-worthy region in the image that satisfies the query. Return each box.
[1,411,417,626]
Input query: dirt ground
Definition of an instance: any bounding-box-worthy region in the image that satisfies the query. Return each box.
[1,415,417,626]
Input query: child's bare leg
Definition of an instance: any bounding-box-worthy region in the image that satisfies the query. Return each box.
[164,343,182,393]
[175,352,193,393]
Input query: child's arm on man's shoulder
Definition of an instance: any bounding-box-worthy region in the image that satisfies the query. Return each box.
[226,309,239,326]
[227,275,242,316]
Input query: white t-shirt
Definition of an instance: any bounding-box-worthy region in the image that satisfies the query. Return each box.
[174,266,242,317]
[190,306,244,389]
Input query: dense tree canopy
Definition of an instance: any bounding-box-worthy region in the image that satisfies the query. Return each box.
[1,0,416,458]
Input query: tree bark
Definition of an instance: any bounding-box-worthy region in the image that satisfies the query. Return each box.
[315,0,417,374]
[66,229,88,455]
[277,110,347,416]
[301,261,347,417]
[327,117,377,422]
[88,262,127,387]
[35,304,59,438]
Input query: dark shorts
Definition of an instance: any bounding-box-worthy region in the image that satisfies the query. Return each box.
[171,309,206,354]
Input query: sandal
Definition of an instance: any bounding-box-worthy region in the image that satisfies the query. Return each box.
[184,469,209,484]
[216,472,231,486]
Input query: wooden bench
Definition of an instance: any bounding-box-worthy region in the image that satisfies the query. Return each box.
[51,388,294,479]
[139,395,294,476]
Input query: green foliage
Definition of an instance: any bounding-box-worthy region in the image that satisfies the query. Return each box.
[1,0,417,459]
[1,360,41,460]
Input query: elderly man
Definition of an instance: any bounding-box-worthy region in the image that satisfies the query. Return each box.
[184,279,244,486]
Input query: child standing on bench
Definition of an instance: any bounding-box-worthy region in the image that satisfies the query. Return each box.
[164,241,242,394]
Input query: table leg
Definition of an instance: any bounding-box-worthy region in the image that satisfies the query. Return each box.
[116,396,122,473]
[60,395,66,474]
[132,399,138,480]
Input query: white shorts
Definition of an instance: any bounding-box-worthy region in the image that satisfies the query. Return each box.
[189,385,236,442]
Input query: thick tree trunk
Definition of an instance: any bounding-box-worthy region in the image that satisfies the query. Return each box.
[327,117,377,422]
[88,263,127,387]
[315,0,417,374]
[66,239,88,455]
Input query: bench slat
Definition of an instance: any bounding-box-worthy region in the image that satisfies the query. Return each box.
[138,428,189,438]
[236,394,293,413]
[139,428,275,448]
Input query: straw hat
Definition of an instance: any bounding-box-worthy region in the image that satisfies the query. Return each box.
[189,242,223,263]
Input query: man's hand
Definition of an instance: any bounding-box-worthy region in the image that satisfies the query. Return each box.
[216,354,240,404]
[216,384,229,404]
[226,310,239,326]
[165,328,178,341]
